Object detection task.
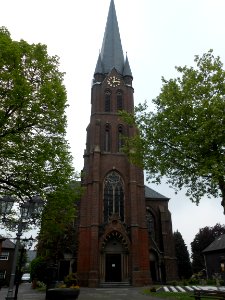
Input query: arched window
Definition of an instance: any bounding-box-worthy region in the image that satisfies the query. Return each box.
[105,90,111,112]
[104,123,111,152]
[104,171,124,222]
[146,208,155,239]
[117,90,123,111]
[118,125,124,152]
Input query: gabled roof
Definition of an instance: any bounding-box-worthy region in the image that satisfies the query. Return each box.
[145,185,169,200]
[2,238,15,249]
[0,235,6,242]
[94,0,132,77]
[203,234,225,253]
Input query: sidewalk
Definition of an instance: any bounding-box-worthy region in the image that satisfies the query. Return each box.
[0,283,166,300]
[0,283,45,300]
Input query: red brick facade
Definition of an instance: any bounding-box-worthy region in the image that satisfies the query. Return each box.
[77,0,177,287]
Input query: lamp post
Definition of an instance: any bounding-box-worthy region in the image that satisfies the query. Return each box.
[0,195,43,300]
[14,235,35,300]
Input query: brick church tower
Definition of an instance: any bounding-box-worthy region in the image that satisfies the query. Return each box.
[77,0,177,287]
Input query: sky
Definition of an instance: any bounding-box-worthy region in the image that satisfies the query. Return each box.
[0,0,224,252]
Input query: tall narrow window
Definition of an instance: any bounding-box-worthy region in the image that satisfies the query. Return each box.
[0,270,6,279]
[146,208,156,239]
[118,125,124,152]
[117,90,123,111]
[105,90,111,112]
[104,171,124,222]
[104,123,111,152]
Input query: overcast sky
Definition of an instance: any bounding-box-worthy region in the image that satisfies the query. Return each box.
[1,0,224,252]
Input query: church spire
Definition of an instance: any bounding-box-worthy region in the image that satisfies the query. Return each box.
[94,0,129,76]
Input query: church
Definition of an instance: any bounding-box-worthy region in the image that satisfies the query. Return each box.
[77,0,177,287]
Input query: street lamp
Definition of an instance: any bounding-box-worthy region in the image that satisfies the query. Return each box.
[0,196,43,300]
[0,196,15,221]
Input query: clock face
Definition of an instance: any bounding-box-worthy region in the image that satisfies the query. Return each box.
[107,76,121,87]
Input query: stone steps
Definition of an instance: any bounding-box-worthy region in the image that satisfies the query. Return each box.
[99,282,131,288]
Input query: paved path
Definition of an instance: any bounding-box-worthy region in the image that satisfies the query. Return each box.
[79,287,165,300]
[0,283,166,300]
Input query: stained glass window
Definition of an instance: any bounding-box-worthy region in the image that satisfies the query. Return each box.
[104,171,124,222]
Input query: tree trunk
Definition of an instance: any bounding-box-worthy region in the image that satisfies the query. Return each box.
[219,177,225,214]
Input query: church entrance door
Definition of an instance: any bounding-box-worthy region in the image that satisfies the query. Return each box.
[105,254,121,282]
[100,232,129,283]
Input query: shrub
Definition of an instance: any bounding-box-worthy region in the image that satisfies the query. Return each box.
[188,277,199,285]
[64,273,79,287]
[30,256,47,282]
[149,286,157,292]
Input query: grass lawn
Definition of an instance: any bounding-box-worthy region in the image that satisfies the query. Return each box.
[144,289,211,300]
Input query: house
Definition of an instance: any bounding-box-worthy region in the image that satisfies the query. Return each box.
[203,234,225,279]
[0,237,15,286]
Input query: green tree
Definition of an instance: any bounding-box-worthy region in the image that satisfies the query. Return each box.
[0,27,74,204]
[37,182,82,263]
[191,223,225,273]
[30,256,47,282]
[174,230,192,279]
[122,50,225,213]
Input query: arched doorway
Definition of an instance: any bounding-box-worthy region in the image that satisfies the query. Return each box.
[149,251,159,282]
[105,239,122,282]
[100,231,129,283]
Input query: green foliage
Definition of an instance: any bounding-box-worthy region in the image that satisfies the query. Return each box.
[191,223,225,273]
[122,50,225,213]
[37,181,82,262]
[144,289,193,299]
[64,273,79,287]
[0,27,74,206]
[30,256,47,281]
[174,230,192,279]
[36,281,47,291]
[188,276,199,285]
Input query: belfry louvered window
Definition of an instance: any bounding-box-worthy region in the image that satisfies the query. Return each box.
[118,124,124,152]
[104,123,111,152]
[105,90,111,112]
[117,90,123,111]
[104,171,124,222]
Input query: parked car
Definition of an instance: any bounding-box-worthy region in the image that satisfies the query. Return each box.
[21,273,31,282]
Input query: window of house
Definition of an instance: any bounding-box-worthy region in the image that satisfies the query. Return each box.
[104,171,124,222]
[0,252,9,260]
[105,90,111,112]
[0,270,6,279]
[104,123,111,152]
[118,125,124,152]
[117,90,123,111]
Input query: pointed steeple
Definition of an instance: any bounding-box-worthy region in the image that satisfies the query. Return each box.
[94,0,126,76]
[95,52,104,74]
[123,54,133,78]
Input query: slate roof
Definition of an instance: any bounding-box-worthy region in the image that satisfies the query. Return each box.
[145,185,169,200]
[94,0,132,77]
[2,238,15,249]
[0,235,6,241]
[203,234,225,253]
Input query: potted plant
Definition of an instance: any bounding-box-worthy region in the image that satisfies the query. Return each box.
[46,273,80,300]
